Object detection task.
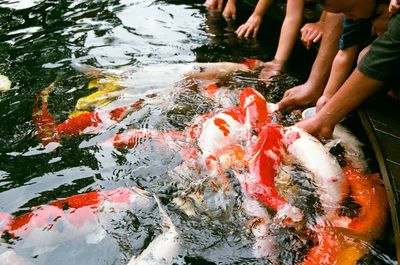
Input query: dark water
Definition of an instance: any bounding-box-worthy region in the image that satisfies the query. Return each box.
[0,0,397,264]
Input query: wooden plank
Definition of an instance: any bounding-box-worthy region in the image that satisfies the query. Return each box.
[358,106,400,263]
[375,130,400,171]
[363,93,400,140]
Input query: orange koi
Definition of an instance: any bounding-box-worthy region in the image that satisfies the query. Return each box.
[32,83,60,146]
[342,167,389,240]
[32,83,145,144]
[301,167,389,265]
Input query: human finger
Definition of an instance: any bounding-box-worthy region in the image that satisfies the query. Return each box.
[308,31,319,41]
[244,26,254,39]
[236,25,247,38]
[253,26,259,39]
[204,0,216,9]
[217,0,224,11]
[277,92,296,111]
[313,32,323,43]
[300,28,309,42]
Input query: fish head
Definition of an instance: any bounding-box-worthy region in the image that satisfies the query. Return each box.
[239,87,270,129]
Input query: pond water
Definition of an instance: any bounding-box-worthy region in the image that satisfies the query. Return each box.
[0,0,397,264]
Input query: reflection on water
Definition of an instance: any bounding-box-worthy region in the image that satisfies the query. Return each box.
[0,0,397,264]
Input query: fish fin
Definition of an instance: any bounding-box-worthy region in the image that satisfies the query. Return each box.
[85,227,107,244]
[70,62,123,78]
[154,196,176,232]
[32,245,59,256]
[70,62,102,76]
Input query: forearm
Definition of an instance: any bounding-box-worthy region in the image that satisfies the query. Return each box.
[275,16,303,62]
[252,0,274,17]
[319,10,327,23]
[316,69,383,127]
[323,46,358,97]
[274,0,304,62]
[306,13,343,93]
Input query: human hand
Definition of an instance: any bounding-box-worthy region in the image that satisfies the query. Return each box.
[204,0,225,11]
[296,115,334,142]
[277,82,322,112]
[235,14,262,39]
[222,1,236,19]
[389,0,400,13]
[300,21,323,50]
[315,94,331,112]
[258,59,286,81]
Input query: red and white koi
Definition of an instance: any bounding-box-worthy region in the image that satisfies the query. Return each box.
[0,187,153,251]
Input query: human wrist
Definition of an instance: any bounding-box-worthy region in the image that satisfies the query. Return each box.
[267,58,286,71]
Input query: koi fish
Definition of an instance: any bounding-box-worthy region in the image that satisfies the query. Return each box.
[103,129,184,149]
[32,86,145,145]
[284,126,344,218]
[127,196,182,265]
[74,76,124,111]
[72,60,261,88]
[326,124,368,172]
[32,82,60,146]
[301,167,389,265]
[195,87,298,219]
[0,187,153,253]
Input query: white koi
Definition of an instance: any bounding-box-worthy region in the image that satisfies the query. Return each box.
[284,126,344,217]
[127,196,181,265]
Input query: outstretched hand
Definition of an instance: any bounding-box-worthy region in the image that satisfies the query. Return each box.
[258,59,285,81]
[296,115,334,142]
[222,1,236,19]
[300,21,323,50]
[315,94,331,112]
[235,15,263,39]
[277,82,322,112]
[204,0,225,11]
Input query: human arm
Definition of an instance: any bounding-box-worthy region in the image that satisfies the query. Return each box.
[222,0,236,19]
[297,68,383,140]
[277,12,344,111]
[258,0,305,80]
[204,0,225,11]
[300,11,327,50]
[316,45,358,111]
[235,0,274,38]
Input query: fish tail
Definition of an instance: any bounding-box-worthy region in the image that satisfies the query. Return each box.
[32,81,60,145]
[154,196,175,231]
